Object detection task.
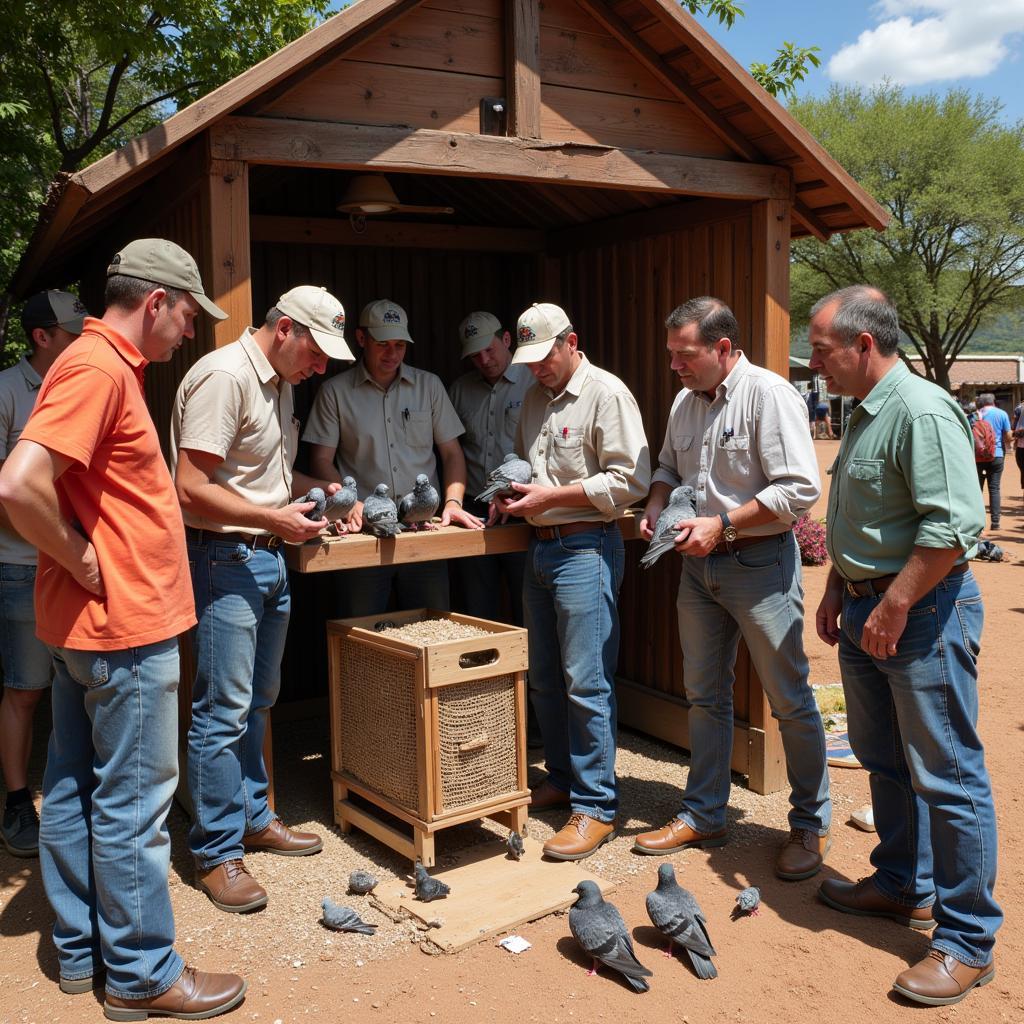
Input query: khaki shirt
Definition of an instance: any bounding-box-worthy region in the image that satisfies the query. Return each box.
[170,330,297,536]
[303,361,464,500]
[0,358,42,564]
[515,353,650,526]
[448,363,534,496]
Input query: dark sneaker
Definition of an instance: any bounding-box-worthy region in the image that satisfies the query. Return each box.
[2,801,40,857]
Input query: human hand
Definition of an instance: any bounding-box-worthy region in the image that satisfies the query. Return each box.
[640,503,664,541]
[502,482,554,518]
[677,516,722,556]
[441,504,485,530]
[815,586,843,647]
[72,543,105,597]
[274,501,328,543]
[860,596,908,660]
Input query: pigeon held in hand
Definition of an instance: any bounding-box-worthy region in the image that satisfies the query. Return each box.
[325,476,358,523]
[569,880,652,993]
[734,886,761,917]
[507,830,525,861]
[321,898,377,934]
[299,486,327,521]
[398,474,440,531]
[362,484,404,538]
[348,870,379,895]
[640,485,697,569]
[476,453,532,504]
[645,863,717,979]
[414,860,450,903]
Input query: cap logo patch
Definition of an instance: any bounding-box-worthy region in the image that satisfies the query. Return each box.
[464,323,478,337]
[518,325,536,342]
[73,299,88,314]
[331,312,346,331]
[110,254,121,265]
[383,309,401,324]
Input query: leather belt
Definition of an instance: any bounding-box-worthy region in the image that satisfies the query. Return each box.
[185,526,282,550]
[709,533,786,555]
[533,521,618,541]
[843,561,967,598]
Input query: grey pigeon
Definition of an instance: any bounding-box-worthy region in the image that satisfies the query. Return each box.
[299,486,327,521]
[325,476,358,523]
[348,870,379,895]
[362,484,404,538]
[507,830,525,861]
[414,860,450,903]
[321,897,377,934]
[476,453,532,504]
[398,474,439,531]
[640,485,698,569]
[645,863,717,980]
[734,886,761,917]
[569,880,652,992]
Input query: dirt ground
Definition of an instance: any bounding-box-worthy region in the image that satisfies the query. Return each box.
[2,440,1022,1024]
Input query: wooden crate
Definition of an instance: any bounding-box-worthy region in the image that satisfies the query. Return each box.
[326,609,529,867]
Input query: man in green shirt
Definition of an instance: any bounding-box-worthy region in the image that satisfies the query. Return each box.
[810,285,1000,1007]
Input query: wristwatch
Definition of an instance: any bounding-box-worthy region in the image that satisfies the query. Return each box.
[718,512,739,543]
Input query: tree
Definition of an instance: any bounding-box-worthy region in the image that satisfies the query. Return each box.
[789,86,1024,391]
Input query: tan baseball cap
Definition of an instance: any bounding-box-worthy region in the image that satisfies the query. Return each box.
[107,238,227,320]
[21,290,88,335]
[511,303,572,364]
[276,286,354,361]
[458,311,502,357]
[360,299,412,343]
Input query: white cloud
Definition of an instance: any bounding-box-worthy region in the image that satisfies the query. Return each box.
[827,0,1024,86]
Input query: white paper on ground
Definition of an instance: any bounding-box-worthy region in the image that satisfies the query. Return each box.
[499,935,532,954]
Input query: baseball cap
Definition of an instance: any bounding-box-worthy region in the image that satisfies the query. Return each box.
[458,311,502,357]
[511,303,572,364]
[275,286,355,361]
[360,299,412,343]
[107,238,227,320]
[21,290,88,335]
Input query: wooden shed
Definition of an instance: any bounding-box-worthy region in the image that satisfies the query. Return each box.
[13,0,886,794]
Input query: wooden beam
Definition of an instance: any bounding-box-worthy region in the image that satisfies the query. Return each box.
[250,214,544,252]
[211,117,792,201]
[505,0,541,138]
[203,158,253,347]
[750,199,791,380]
[792,199,830,243]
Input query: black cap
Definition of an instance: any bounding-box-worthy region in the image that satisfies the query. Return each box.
[21,290,88,335]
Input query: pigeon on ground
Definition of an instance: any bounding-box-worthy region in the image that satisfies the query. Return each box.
[298,486,327,521]
[325,476,358,523]
[569,880,652,993]
[476,453,532,504]
[413,860,450,903]
[734,886,761,917]
[362,484,404,538]
[321,898,377,934]
[645,863,717,979]
[507,830,525,861]
[348,870,379,895]
[398,474,440,530]
[640,485,698,569]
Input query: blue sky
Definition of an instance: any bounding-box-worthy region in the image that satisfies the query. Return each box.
[701,1,1024,126]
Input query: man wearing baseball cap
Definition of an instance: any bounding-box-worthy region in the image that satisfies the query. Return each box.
[0,240,247,1017]
[494,302,650,860]
[0,291,85,859]
[171,286,354,914]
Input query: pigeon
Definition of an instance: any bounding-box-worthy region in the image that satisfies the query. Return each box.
[398,474,440,531]
[645,863,717,980]
[347,870,379,895]
[321,898,377,934]
[362,484,404,538]
[298,486,327,521]
[413,860,450,903]
[640,485,698,569]
[734,886,761,917]
[476,453,532,504]
[325,476,358,523]
[507,830,525,861]
[569,880,652,993]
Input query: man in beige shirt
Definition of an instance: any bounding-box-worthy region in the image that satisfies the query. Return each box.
[493,302,650,860]
[171,285,353,914]
[304,299,482,616]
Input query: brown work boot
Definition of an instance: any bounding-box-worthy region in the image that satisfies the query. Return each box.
[632,818,727,855]
[775,828,830,880]
[543,813,616,861]
[242,819,323,857]
[892,950,995,1006]
[104,965,246,1021]
[818,875,936,929]
[196,859,268,914]
[529,778,570,811]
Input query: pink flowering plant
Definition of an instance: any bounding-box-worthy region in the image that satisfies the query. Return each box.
[793,515,828,566]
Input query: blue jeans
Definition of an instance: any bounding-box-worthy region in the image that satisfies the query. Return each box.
[523,524,624,822]
[976,457,1003,526]
[0,563,53,689]
[39,641,184,998]
[675,533,831,835]
[839,569,1001,966]
[187,539,290,868]
[333,560,450,619]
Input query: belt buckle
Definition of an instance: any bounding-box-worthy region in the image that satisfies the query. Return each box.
[267,535,281,550]
[845,580,860,598]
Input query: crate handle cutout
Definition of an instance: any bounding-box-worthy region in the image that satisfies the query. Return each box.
[458,648,499,669]
[458,733,490,753]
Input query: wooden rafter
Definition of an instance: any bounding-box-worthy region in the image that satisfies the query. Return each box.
[505,0,541,138]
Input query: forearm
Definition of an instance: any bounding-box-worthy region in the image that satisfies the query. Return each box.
[883,545,961,612]
[292,469,335,499]
[179,477,282,533]
[1,470,90,576]
[438,445,467,504]
[727,498,781,532]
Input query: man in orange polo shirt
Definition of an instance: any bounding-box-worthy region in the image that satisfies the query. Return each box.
[0,239,246,1020]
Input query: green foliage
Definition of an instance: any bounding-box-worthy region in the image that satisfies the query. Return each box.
[682,0,745,29]
[750,41,821,101]
[789,86,1024,390]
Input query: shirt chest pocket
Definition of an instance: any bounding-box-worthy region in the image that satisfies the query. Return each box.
[549,430,587,481]
[503,402,522,438]
[844,458,884,518]
[402,410,433,448]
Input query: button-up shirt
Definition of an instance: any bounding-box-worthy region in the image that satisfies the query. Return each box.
[652,353,819,535]
[826,360,984,581]
[0,358,43,564]
[448,363,534,497]
[515,353,650,526]
[303,361,464,500]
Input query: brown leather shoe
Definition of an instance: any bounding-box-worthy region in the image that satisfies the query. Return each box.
[196,859,268,914]
[775,828,831,880]
[893,950,995,1006]
[104,965,246,1021]
[242,819,323,857]
[632,818,727,855]
[528,779,570,811]
[542,813,616,861]
[818,876,936,929]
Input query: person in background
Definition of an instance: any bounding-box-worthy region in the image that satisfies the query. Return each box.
[1012,398,1024,494]
[975,393,1011,530]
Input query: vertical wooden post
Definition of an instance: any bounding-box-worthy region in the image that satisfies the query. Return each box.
[505,0,541,139]
[203,157,252,348]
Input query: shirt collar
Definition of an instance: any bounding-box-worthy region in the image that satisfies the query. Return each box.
[859,360,908,416]
[17,357,42,390]
[546,352,591,399]
[355,360,414,390]
[239,328,279,386]
[88,317,147,375]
